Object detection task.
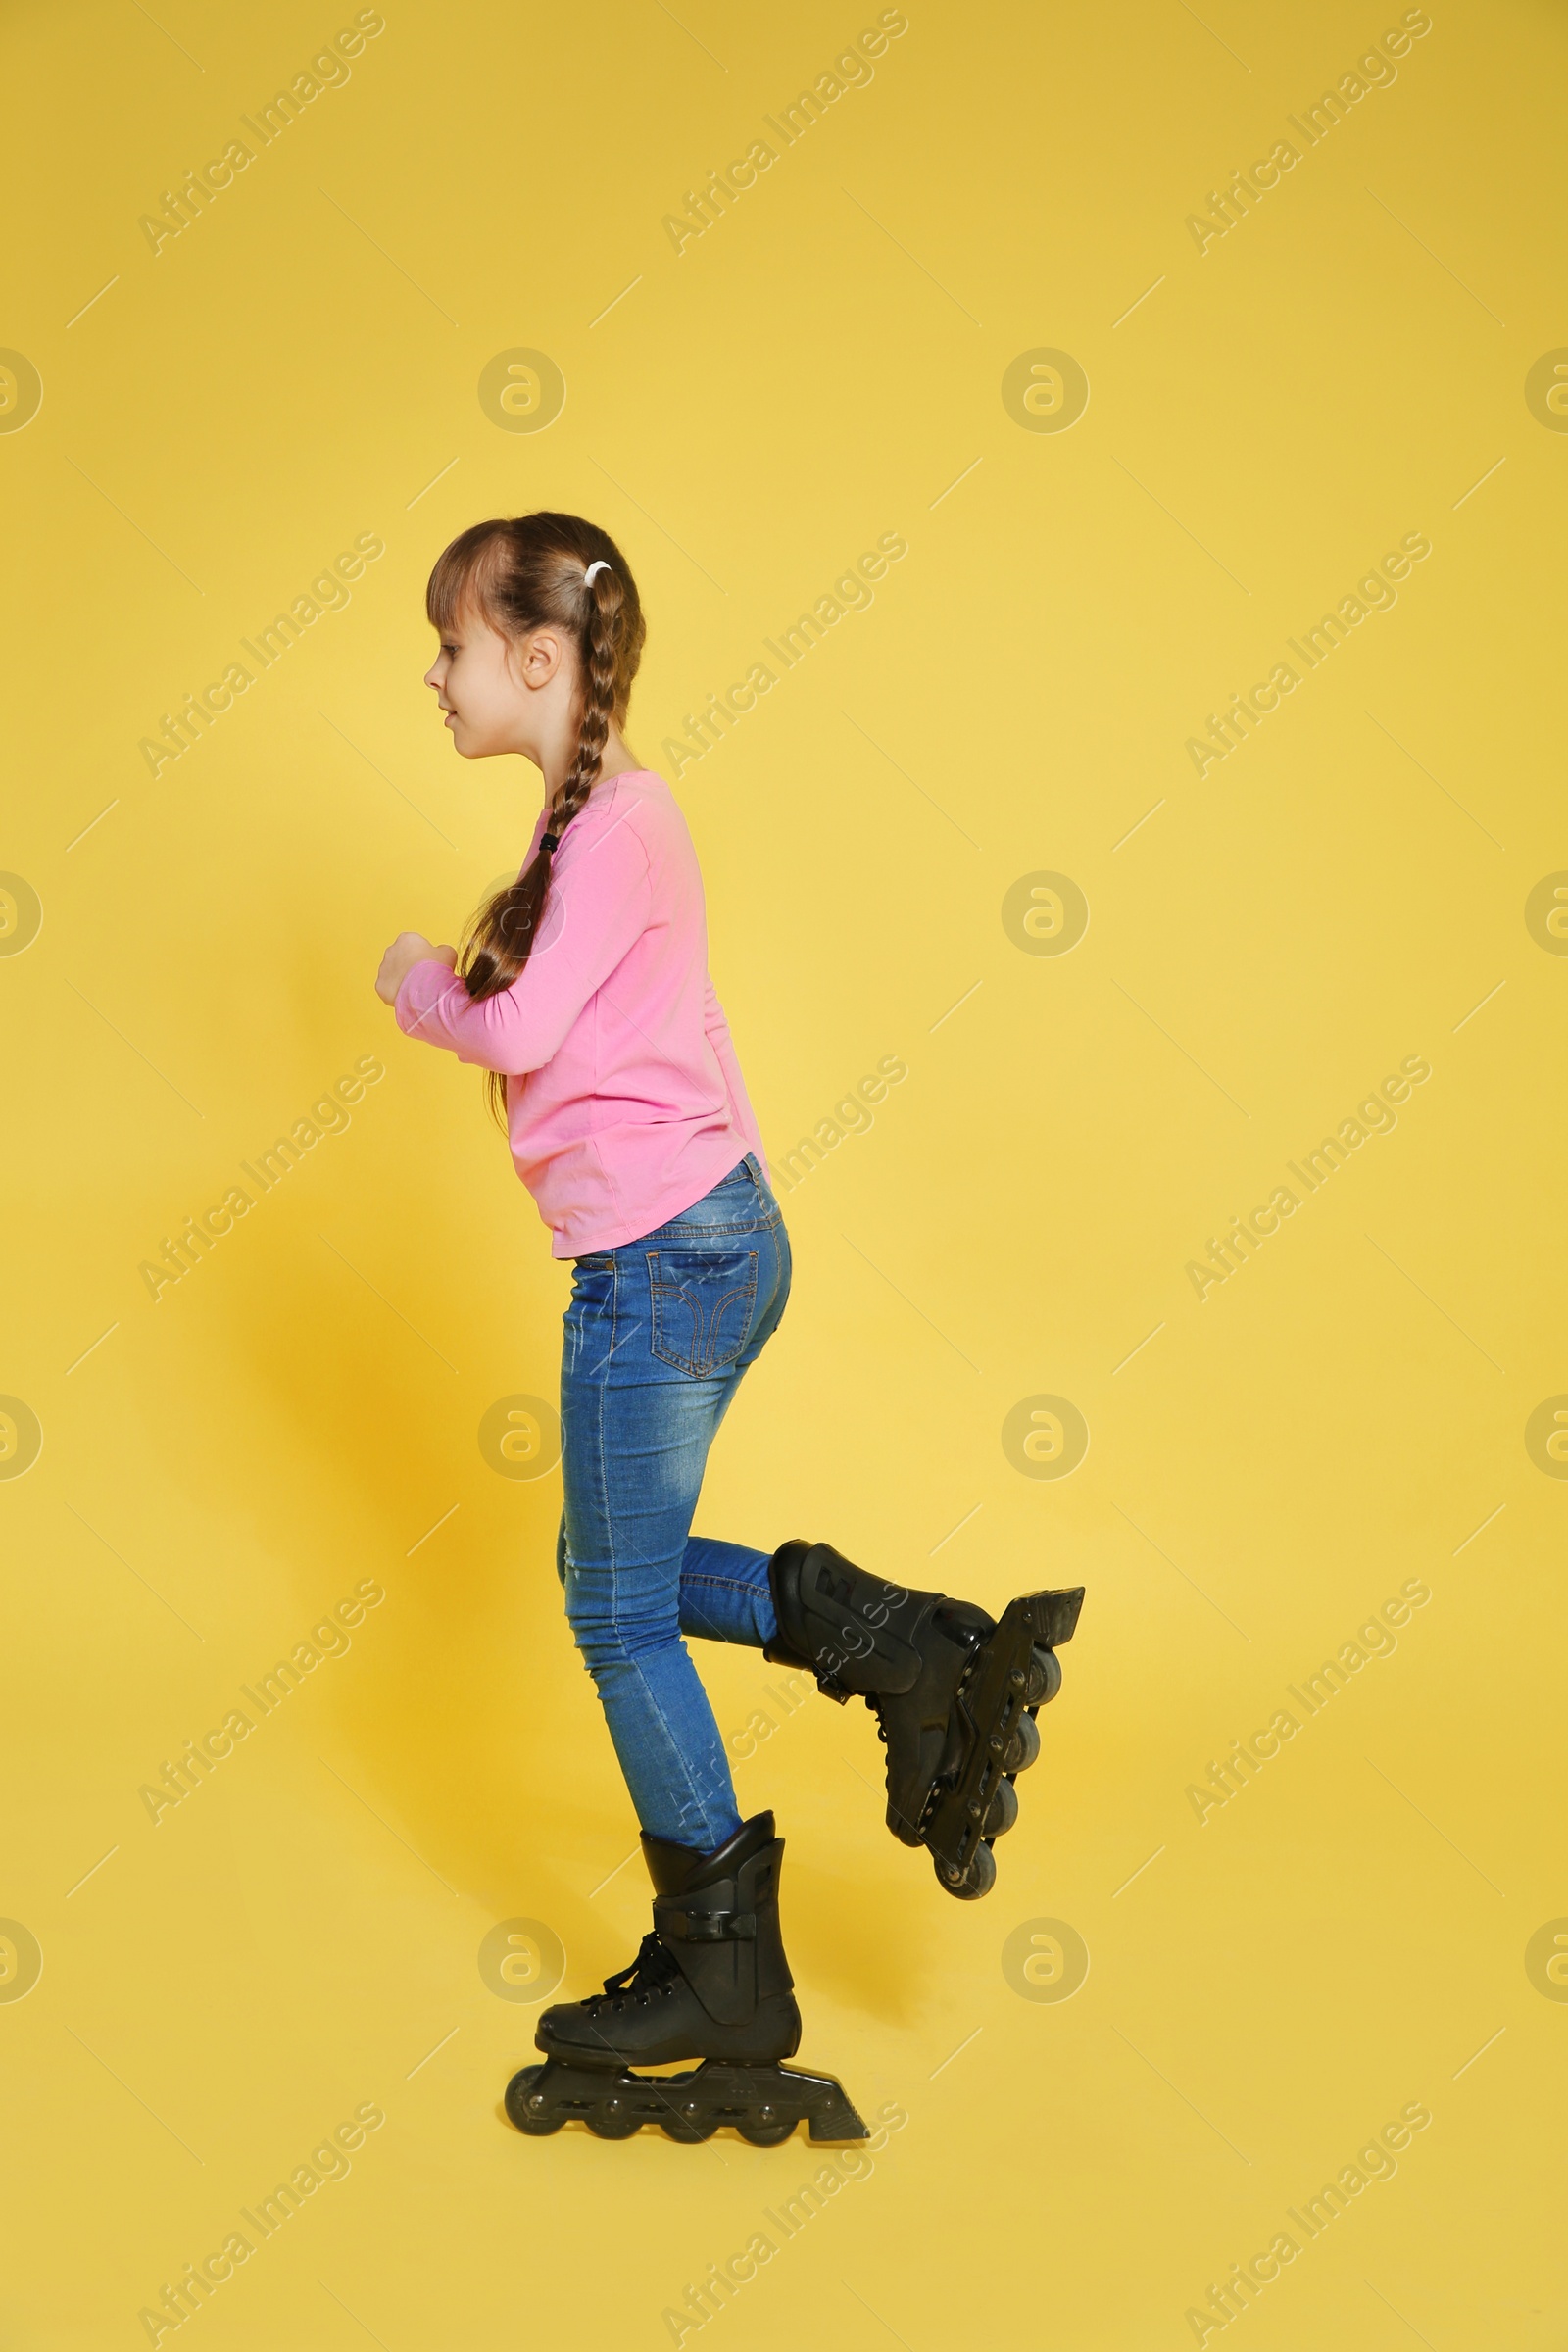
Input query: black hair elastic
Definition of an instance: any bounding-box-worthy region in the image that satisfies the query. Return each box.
[541,831,560,853]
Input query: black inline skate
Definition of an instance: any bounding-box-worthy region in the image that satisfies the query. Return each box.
[765,1539,1084,1900]
[505,1810,866,2146]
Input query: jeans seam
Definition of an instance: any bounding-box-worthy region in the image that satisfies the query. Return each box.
[641,1224,777,1245]
[577,1256,622,1386]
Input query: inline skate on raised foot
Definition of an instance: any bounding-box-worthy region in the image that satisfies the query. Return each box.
[505,1810,867,2146]
[765,1540,1084,1899]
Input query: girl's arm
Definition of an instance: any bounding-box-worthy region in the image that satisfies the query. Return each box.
[704,975,767,1167]
[392,823,652,1075]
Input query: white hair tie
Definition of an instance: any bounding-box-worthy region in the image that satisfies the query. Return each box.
[584,561,611,584]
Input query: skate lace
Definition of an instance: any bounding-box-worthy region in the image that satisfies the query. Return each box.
[587,1933,681,2011]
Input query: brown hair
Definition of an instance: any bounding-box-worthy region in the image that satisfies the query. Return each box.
[426,512,646,1122]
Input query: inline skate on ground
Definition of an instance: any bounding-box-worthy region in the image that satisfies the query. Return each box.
[505,1810,866,2146]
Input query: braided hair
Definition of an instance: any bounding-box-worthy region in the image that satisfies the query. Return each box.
[425,513,646,1123]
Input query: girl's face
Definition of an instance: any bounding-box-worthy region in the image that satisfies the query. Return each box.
[423,603,575,762]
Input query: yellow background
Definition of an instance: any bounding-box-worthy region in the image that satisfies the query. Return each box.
[3,0,1565,2343]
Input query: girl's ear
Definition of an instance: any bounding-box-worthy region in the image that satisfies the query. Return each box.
[517,626,567,690]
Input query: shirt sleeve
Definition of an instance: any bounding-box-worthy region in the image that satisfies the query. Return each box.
[705,975,767,1165]
[393,817,653,1076]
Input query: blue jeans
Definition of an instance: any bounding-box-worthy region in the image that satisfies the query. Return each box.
[556,1152,790,1850]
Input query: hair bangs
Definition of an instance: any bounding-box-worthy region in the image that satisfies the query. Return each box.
[425,520,509,635]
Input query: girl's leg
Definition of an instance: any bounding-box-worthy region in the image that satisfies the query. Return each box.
[676,1536,778,1649]
[559,1333,744,1850]
[557,1161,790,1849]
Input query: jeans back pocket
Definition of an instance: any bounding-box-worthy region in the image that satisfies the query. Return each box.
[646,1247,759,1376]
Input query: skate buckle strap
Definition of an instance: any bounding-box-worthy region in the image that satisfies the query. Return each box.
[661,1905,758,1944]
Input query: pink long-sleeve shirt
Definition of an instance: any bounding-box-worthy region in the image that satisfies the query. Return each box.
[393,769,766,1256]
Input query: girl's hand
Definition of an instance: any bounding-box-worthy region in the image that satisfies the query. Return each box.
[375,933,459,1005]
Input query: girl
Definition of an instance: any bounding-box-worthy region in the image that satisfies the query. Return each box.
[374,511,1080,2144]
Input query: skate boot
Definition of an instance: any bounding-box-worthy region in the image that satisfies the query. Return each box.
[505,1811,867,2146]
[765,1540,1084,1900]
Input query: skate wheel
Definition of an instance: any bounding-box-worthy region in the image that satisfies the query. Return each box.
[505,2073,566,2137]
[739,2108,797,2147]
[1024,1644,1062,1706]
[936,1841,996,1900]
[983,1778,1018,1838]
[1004,1711,1041,1773]
[660,2099,719,2143]
[589,2096,640,2140]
